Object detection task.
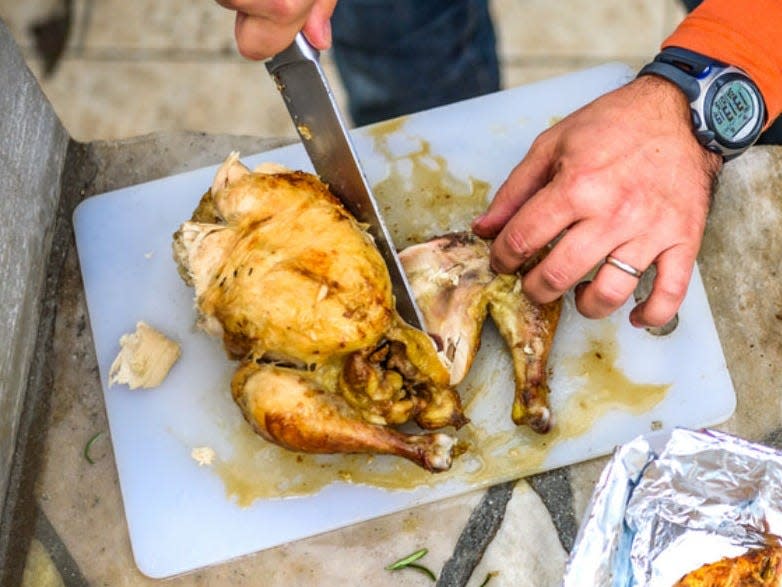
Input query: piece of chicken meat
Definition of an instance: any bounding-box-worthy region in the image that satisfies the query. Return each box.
[400,233,562,433]
[172,153,560,472]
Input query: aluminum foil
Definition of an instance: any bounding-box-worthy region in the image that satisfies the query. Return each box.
[563,428,782,586]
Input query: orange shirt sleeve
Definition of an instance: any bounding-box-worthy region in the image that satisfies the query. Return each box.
[663,0,782,126]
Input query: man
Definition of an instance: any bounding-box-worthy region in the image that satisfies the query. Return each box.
[215,0,781,329]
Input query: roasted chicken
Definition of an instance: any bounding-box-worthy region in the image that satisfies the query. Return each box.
[673,545,782,587]
[172,153,561,471]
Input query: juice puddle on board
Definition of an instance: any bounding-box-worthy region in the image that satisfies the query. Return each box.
[213,322,670,507]
[366,117,490,247]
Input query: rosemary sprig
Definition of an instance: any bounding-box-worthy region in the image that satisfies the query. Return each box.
[385,548,437,581]
[84,431,103,464]
[385,548,428,570]
[406,563,437,582]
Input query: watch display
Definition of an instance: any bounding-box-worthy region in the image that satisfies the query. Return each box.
[709,79,756,141]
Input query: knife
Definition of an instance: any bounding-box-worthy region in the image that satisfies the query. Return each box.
[266,33,426,330]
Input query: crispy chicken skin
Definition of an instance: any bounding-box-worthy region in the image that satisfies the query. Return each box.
[673,545,782,587]
[399,233,562,433]
[173,154,465,471]
[178,168,394,363]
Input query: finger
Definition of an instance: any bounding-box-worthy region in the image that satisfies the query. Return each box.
[235,12,305,60]
[472,133,555,238]
[488,179,580,275]
[217,0,311,18]
[214,0,244,10]
[574,240,655,319]
[302,0,337,50]
[519,219,621,304]
[629,246,695,328]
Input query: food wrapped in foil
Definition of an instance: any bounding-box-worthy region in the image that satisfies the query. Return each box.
[563,428,782,586]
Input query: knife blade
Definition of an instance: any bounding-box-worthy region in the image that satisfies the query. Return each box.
[266,33,425,330]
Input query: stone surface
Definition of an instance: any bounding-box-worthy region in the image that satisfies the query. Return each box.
[24,58,307,142]
[83,0,235,51]
[438,482,516,586]
[698,147,782,440]
[470,482,568,587]
[490,0,680,61]
[0,16,69,525]
[21,539,64,587]
[527,468,579,552]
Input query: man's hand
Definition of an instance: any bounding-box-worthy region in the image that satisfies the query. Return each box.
[472,75,723,328]
[215,0,338,60]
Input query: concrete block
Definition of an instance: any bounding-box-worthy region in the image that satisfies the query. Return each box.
[0,18,69,512]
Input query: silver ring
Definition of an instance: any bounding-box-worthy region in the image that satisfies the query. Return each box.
[605,255,643,278]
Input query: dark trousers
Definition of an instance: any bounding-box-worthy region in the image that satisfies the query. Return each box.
[331,0,499,126]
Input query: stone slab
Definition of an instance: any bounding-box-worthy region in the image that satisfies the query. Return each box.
[699,147,782,440]
[0,16,69,523]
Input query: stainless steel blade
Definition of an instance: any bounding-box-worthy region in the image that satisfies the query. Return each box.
[266,34,425,330]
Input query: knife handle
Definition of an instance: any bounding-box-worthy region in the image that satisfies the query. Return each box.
[266,33,320,73]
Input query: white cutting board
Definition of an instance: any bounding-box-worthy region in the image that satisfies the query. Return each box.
[73,63,735,579]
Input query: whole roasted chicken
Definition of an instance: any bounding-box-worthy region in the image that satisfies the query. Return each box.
[173,153,561,472]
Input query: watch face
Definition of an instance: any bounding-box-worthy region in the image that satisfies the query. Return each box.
[709,79,759,144]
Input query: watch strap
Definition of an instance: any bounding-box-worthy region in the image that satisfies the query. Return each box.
[638,47,727,100]
[638,60,701,101]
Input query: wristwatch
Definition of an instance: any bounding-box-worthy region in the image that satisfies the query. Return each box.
[639,46,766,160]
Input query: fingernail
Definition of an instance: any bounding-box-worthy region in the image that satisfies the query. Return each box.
[490,257,511,275]
[471,213,487,230]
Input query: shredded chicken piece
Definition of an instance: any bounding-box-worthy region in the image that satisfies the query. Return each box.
[108,321,180,390]
[191,446,217,467]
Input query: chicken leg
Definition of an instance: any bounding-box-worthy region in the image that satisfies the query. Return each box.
[231,361,456,471]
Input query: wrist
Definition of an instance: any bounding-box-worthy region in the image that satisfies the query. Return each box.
[630,75,723,173]
[638,47,766,161]
[631,73,691,117]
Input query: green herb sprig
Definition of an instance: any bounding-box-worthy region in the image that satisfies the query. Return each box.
[84,431,103,465]
[385,548,437,582]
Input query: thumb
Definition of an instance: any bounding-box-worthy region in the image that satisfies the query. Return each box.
[301,0,337,50]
